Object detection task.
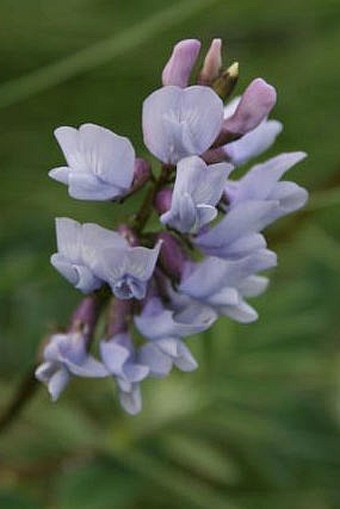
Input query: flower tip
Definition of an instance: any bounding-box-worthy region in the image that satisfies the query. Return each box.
[228,61,239,79]
[250,78,277,106]
[162,39,201,88]
[198,38,223,84]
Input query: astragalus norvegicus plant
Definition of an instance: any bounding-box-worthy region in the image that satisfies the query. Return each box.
[35,38,308,415]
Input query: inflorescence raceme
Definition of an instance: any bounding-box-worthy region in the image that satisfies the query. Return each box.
[36,38,308,414]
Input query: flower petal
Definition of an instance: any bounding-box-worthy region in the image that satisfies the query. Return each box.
[196,201,278,257]
[228,152,307,204]
[225,119,283,166]
[54,217,82,262]
[119,385,142,415]
[67,356,109,378]
[138,343,173,378]
[48,367,70,402]
[142,86,224,164]
[162,39,201,87]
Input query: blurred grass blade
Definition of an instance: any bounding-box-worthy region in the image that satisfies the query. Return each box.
[109,447,239,509]
[0,0,219,110]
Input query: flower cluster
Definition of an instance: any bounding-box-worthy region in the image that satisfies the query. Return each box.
[36,38,308,414]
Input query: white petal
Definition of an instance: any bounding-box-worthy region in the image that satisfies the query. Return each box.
[67,356,109,378]
[125,242,161,281]
[138,343,172,378]
[119,385,142,415]
[156,338,179,357]
[174,341,198,372]
[35,362,56,383]
[48,166,70,184]
[81,223,127,279]
[55,217,82,262]
[196,201,277,254]
[78,124,135,189]
[225,120,283,166]
[142,86,224,164]
[221,300,258,323]
[270,181,308,214]
[47,368,70,402]
[50,254,80,287]
[55,124,135,191]
[231,152,307,203]
[68,171,122,201]
[238,275,269,297]
[100,340,130,375]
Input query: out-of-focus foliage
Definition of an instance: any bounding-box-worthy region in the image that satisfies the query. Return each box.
[0,0,339,508]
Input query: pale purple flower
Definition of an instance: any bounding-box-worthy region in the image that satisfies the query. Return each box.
[142,86,224,164]
[49,123,135,201]
[82,225,162,300]
[225,152,308,222]
[222,96,283,166]
[52,219,161,299]
[35,332,108,401]
[195,201,277,260]
[179,249,277,323]
[162,39,201,88]
[160,156,233,233]
[136,297,216,377]
[51,217,103,293]
[100,334,149,415]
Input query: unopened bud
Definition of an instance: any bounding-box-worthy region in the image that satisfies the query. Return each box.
[213,61,239,101]
[132,158,151,188]
[69,296,99,341]
[223,78,277,135]
[198,38,222,85]
[107,298,132,337]
[158,232,188,281]
[162,39,201,88]
[154,187,173,215]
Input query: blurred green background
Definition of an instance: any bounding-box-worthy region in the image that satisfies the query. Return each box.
[0,0,340,507]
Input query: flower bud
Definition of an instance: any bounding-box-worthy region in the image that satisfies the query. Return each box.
[132,158,151,189]
[158,232,188,281]
[154,187,173,215]
[162,39,201,88]
[198,38,222,85]
[223,78,277,136]
[212,61,239,101]
[107,298,132,337]
[69,296,99,342]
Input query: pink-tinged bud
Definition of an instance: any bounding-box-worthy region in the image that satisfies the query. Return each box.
[117,224,139,246]
[223,78,277,136]
[154,187,173,214]
[107,298,132,337]
[158,232,188,281]
[162,39,201,88]
[132,158,151,188]
[69,296,99,341]
[198,38,222,85]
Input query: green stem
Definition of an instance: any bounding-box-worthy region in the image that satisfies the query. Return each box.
[131,165,173,233]
[0,367,39,433]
